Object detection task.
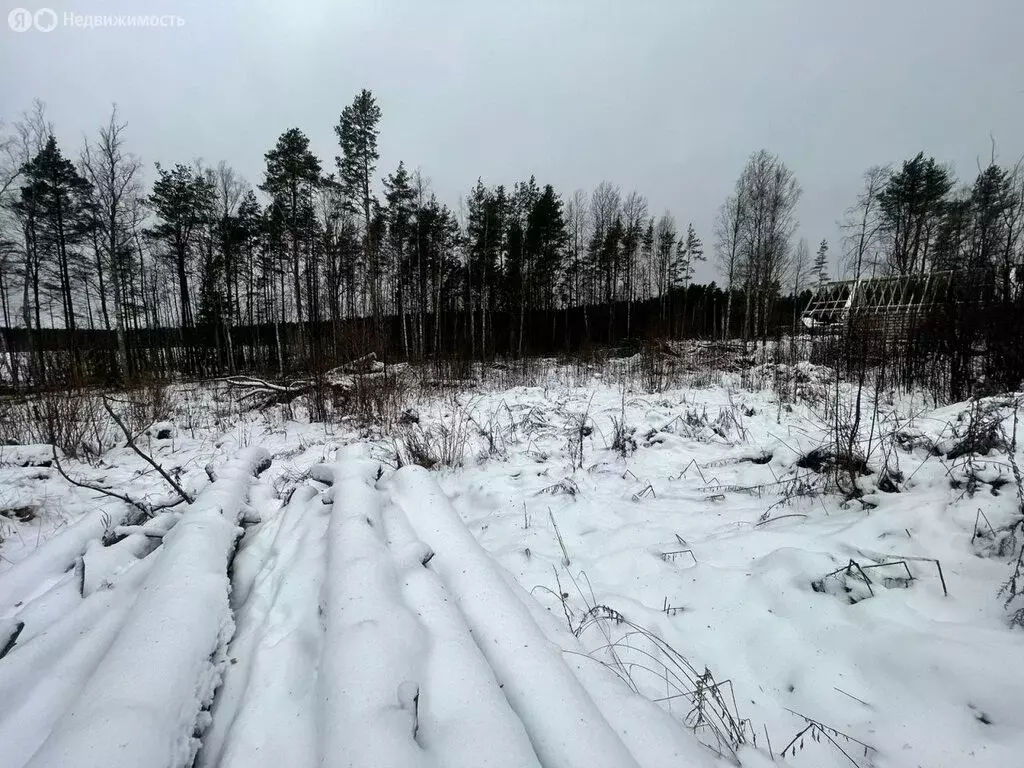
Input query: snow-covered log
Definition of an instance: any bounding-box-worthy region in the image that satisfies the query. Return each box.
[0,509,125,619]
[330,351,384,375]
[23,447,270,768]
[221,353,403,410]
[385,465,642,768]
[316,452,433,768]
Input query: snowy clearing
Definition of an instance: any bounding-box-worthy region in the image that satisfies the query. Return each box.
[1,367,1023,768]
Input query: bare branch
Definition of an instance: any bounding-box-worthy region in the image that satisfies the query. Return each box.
[102,396,195,504]
[50,443,152,515]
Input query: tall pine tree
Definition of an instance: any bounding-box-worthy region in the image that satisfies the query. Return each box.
[261,128,322,327]
[16,136,93,335]
[335,90,382,322]
[146,163,216,329]
[813,238,829,283]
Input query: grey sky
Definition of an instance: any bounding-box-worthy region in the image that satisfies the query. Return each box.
[3,0,1023,283]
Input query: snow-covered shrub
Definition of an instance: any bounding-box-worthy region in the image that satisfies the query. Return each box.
[713,400,748,443]
[796,445,870,497]
[1002,524,1024,628]
[661,405,733,444]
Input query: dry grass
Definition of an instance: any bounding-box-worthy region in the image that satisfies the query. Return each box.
[539,568,754,760]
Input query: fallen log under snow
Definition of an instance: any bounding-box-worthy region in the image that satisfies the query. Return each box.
[0,509,126,619]
[385,465,643,768]
[221,352,403,410]
[23,447,270,768]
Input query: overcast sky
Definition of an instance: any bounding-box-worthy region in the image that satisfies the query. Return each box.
[3,0,1023,282]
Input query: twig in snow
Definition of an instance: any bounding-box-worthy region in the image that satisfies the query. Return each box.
[755,513,809,527]
[662,596,685,616]
[549,508,571,566]
[780,707,876,767]
[632,483,656,501]
[884,553,949,597]
[660,549,697,566]
[833,686,871,708]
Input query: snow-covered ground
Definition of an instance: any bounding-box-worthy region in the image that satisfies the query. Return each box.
[1,364,1023,767]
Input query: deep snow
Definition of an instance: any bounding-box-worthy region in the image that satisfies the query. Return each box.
[1,369,1023,767]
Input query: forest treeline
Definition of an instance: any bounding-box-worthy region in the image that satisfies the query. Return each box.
[0,90,1022,386]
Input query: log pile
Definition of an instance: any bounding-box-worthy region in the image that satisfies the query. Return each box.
[222,353,403,410]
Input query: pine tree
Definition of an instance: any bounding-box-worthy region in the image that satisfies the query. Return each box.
[877,152,952,275]
[813,238,829,283]
[146,163,216,329]
[674,223,704,288]
[261,128,322,326]
[233,190,263,326]
[966,164,1014,272]
[15,136,93,335]
[335,89,382,321]
[639,218,654,301]
[466,180,506,357]
[197,246,225,327]
[384,161,416,355]
[619,191,648,312]
[654,213,678,317]
[524,184,567,311]
[503,178,540,353]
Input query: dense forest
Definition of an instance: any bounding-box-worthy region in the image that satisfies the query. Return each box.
[0,91,1022,385]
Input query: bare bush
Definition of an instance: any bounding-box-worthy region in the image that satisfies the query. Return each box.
[609,415,637,457]
[565,395,595,471]
[13,390,108,460]
[395,397,473,469]
[345,369,411,427]
[104,379,171,439]
[997,403,1024,627]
